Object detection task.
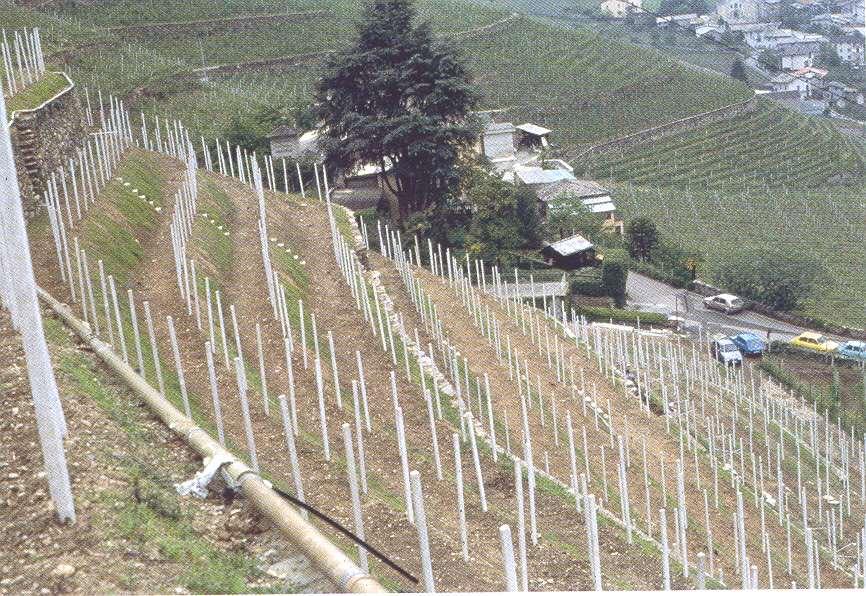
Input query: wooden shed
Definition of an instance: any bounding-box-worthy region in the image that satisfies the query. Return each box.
[540,234,597,270]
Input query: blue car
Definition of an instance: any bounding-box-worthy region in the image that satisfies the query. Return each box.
[730,332,766,356]
[838,340,866,362]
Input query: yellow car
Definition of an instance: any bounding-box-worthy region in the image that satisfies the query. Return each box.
[790,332,839,353]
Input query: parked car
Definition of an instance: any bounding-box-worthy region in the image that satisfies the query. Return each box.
[790,332,839,353]
[730,332,766,356]
[837,340,866,362]
[710,336,743,366]
[703,293,745,314]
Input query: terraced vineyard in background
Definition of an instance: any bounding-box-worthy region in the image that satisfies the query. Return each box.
[615,183,866,327]
[577,103,866,189]
[4,0,750,148]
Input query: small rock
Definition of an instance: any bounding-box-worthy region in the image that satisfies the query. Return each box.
[51,564,76,579]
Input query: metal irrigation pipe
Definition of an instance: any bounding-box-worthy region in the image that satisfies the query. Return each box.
[37,287,384,593]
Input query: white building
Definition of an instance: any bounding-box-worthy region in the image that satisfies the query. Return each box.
[834,35,865,65]
[600,0,642,18]
[779,43,817,69]
[769,73,810,96]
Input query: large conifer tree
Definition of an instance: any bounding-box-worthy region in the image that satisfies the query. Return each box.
[315,0,477,218]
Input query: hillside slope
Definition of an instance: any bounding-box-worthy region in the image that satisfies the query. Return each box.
[8,0,750,149]
[23,132,865,589]
[0,307,329,593]
[27,146,691,591]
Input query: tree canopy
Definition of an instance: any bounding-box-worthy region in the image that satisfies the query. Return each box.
[730,58,748,83]
[545,197,601,241]
[715,248,825,312]
[625,217,658,261]
[315,0,478,219]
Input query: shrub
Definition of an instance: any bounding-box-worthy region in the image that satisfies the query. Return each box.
[574,305,668,326]
[715,247,826,312]
[569,277,607,297]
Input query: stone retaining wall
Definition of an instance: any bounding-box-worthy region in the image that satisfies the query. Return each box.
[8,73,87,219]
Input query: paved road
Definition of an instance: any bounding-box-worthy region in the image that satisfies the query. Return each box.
[626,271,813,342]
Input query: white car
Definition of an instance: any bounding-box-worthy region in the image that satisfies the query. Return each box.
[703,293,745,315]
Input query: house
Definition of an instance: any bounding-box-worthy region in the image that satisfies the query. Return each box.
[600,0,643,18]
[769,73,810,96]
[268,126,322,161]
[737,23,782,49]
[478,121,517,167]
[267,125,394,209]
[823,81,865,107]
[656,13,702,27]
[789,66,828,96]
[717,0,763,24]
[514,123,552,151]
[475,115,554,172]
[540,234,598,269]
[833,32,865,65]
[779,42,818,69]
[719,0,801,25]
[695,24,726,40]
[840,0,865,23]
[329,161,397,210]
[507,164,576,187]
[535,179,623,233]
[761,0,783,20]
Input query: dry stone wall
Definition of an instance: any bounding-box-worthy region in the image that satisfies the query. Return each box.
[8,74,87,219]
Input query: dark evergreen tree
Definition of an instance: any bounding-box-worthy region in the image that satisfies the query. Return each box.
[315,0,478,219]
[730,58,748,83]
[625,217,658,261]
[514,185,544,246]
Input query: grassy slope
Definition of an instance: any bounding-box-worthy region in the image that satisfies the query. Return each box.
[5,71,69,112]
[615,183,866,327]
[40,315,281,593]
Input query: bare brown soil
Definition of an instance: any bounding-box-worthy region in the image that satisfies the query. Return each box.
[26,152,688,591]
[24,148,861,590]
[375,255,856,589]
[0,307,329,594]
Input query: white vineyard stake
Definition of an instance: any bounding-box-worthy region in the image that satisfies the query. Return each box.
[410,470,435,593]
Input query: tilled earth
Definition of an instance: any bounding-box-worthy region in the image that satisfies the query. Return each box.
[0,307,332,594]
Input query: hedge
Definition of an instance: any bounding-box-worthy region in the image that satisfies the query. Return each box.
[574,305,668,326]
[629,258,692,289]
